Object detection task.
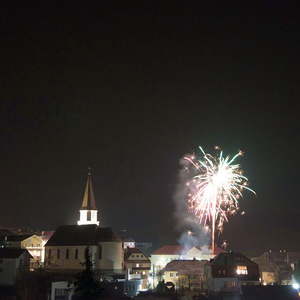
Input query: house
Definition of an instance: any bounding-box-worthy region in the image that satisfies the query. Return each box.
[0,248,31,286]
[45,224,124,276]
[124,247,151,290]
[151,245,221,275]
[4,234,44,269]
[251,252,280,285]
[252,250,300,285]
[163,259,208,290]
[205,251,260,295]
[151,245,223,287]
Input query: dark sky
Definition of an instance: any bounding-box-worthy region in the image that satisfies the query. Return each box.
[0,3,299,252]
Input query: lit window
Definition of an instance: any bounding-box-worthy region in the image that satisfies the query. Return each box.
[236,265,248,275]
[136,263,139,267]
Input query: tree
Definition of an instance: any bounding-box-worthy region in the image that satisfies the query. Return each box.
[74,247,103,300]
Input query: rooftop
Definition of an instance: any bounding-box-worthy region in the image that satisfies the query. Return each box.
[125,247,150,260]
[164,259,208,275]
[46,225,121,246]
[152,245,184,255]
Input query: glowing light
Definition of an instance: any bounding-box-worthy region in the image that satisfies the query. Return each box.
[236,265,248,275]
[292,283,299,290]
[184,146,255,254]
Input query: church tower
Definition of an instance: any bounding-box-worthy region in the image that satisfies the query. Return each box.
[77,169,99,226]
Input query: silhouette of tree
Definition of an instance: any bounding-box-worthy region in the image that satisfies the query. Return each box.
[74,247,103,300]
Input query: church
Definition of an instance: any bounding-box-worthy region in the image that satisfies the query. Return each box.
[45,170,124,275]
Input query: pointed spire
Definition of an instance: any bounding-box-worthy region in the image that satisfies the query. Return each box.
[81,168,97,210]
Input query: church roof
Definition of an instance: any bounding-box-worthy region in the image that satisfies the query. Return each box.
[45,225,121,246]
[81,170,97,210]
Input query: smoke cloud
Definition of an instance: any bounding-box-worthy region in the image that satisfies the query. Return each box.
[173,157,210,252]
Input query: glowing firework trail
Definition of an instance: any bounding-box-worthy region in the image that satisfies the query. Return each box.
[184,146,255,254]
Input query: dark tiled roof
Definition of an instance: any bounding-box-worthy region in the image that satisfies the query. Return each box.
[125,247,150,260]
[45,225,121,246]
[0,248,28,258]
[212,252,257,266]
[5,234,33,242]
[164,259,208,275]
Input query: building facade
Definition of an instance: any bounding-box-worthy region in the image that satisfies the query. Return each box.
[163,259,208,290]
[45,225,124,275]
[205,252,260,295]
[124,247,151,290]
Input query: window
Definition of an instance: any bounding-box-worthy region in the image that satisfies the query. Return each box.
[98,245,102,260]
[66,249,69,259]
[236,265,248,275]
[170,272,174,277]
[136,263,139,267]
[87,211,91,221]
[132,255,135,258]
[75,249,78,259]
[57,249,60,259]
[48,249,52,258]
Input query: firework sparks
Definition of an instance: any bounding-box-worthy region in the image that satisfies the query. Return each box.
[184,146,255,254]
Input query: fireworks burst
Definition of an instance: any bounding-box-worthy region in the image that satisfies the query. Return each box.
[184,146,255,254]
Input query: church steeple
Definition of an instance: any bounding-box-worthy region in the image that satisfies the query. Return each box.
[81,168,96,210]
[77,168,99,226]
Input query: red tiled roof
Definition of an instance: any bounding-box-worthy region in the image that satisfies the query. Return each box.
[214,247,225,256]
[152,245,184,255]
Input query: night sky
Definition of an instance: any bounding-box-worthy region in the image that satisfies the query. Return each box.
[0,3,299,252]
